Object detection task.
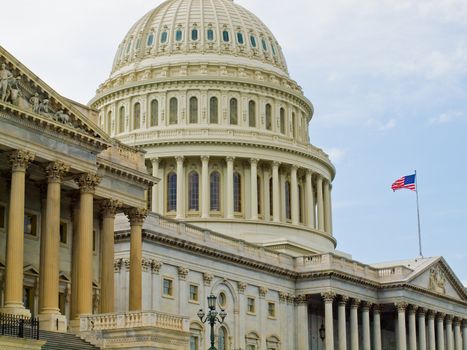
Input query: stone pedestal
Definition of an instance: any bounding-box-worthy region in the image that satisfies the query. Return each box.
[38,313,67,332]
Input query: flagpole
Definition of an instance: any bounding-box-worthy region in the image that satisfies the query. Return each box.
[415,170,423,257]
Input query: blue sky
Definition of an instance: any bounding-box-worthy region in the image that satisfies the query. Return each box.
[2,0,466,285]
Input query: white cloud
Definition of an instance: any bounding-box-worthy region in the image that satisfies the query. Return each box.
[429,112,464,125]
[366,118,397,131]
[323,147,347,164]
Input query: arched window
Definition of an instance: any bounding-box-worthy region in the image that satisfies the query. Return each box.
[298,184,304,224]
[167,172,177,212]
[191,28,198,41]
[265,103,272,130]
[230,98,238,125]
[190,322,203,350]
[266,336,280,350]
[280,108,285,134]
[257,176,262,216]
[107,110,112,133]
[147,33,154,47]
[237,32,244,44]
[161,31,168,44]
[218,327,227,350]
[189,97,198,124]
[248,100,256,127]
[291,112,296,138]
[175,29,183,42]
[133,102,141,129]
[119,106,125,133]
[150,99,158,127]
[285,181,291,220]
[261,38,268,51]
[271,43,277,56]
[209,97,218,124]
[169,97,178,124]
[233,172,242,213]
[250,35,257,48]
[188,171,199,211]
[210,171,221,211]
[222,30,230,42]
[269,177,273,216]
[207,29,214,41]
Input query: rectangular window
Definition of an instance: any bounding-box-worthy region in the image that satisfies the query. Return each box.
[268,302,276,318]
[24,213,37,236]
[0,205,5,229]
[59,221,67,244]
[247,297,256,314]
[189,284,199,302]
[163,278,173,296]
[190,336,199,350]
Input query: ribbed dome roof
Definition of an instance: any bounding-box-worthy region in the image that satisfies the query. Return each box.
[111,0,289,78]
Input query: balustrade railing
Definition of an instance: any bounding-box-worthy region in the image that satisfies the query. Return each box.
[0,314,39,340]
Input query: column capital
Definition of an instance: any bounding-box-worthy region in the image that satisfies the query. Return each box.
[417,307,427,316]
[203,273,214,287]
[321,291,336,303]
[373,304,382,313]
[237,281,246,293]
[452,317,461,326]
[226,156,235,163]
[177,266,189,280]
[75,173,101,194]
[306,169,313,176]
[427,309,436,320]
[272,161,280,167]
[9,149,35,172]
[46,161,70,183]
[125,207,148,226]
[101,199,123,218]
[395,301,408,312]
[408,305,419,314]
[295,294,308,305]
[350,298,361,308]
[150,157,159,165]
[338,295,349,305]
[361,300,373,310]
[200,155,210,162]
[259,287,268,298]
[316,175,323,183]
[286,294,295,304]
[436,312,446,321]
[250,158,259,165]
[445,314,453,323]
[291,164,298,171]
[175,156,184,163]
[278,291,288,303]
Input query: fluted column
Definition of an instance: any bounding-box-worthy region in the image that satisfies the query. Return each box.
[427,311,436,350]
[316,176,324,231]
[396,302,408,350]
[461,320,467,350]
[323,180,332,234]
[290,165,299,225]
[201,156,209,218]
[1,150,35,316]
[263,166,270,221]
[125,208,148,311]
[226,157,234,219]
[446,316,454,350]
[362,301,371,350]
[175,156,184,219]
[100,200,122,313]
[418,308,427,350]
[437,314,446,350]
[151,158,159,213]
[250,159,258,220]
[350,299,360,350]
[39,161,69,330]
[305,170,315,228]
[296,295,309,350]
[272,161,280,222]
[374,305,383,350]
[72,173,101,322]
[408,306,417,350]
[70,194,80,320]
[453,318,462,350]
[338,296,349,350]
[322,292,335,350]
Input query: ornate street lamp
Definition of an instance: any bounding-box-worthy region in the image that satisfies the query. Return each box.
[319,323,325,341]
[198,293,227,350]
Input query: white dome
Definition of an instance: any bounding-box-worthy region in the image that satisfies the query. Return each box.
[111,0,288,78]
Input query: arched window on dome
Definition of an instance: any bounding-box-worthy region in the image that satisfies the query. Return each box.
[265,103,272,131]
[291,112,296,138]
[191,28,198,41]
[150,99,158,127]
[222,30,230,43]
[269,177,273,216]
[188,171,199,211]
[126,41,132,54]
[169,97,178,125]
[119,106,125,133]
[250,35,257,48]
[237,32,244,45]
[167,172,177,212]
[189,97,198,124]
[209,97,218,124]
[107,110,112,134]
[175,29,183,42]
[261,38,268,52]
[230,98,238,125]
[233,171,242,213]
[280,108,285,134]
[285,180,291,221]
[218,327,227,350]
[257,175,262,216]
[298,184,304,224]
[133,102,141,130]
[147,33,154,47]
[248,100,256,127]
[271,42,277,56]
[135,37,141,50]
[207,28,214,42]
[210,171,221,211]
[161,31,168,44]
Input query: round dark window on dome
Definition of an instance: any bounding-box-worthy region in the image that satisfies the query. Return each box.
[207,29,214,41]
[147,34,154,47]
[222,30,230,43]
[237,32,244,45]
[250,35,257,48]
[191,29,198,41]
[161,31,168,44]
[175,29,183,42]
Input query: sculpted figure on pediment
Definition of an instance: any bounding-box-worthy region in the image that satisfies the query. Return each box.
[54,109,72,125]
[429,266,446,294]
[39,98,50,114]
[7,76,21,105]
[30,93,41,113]
[0,63,13,102]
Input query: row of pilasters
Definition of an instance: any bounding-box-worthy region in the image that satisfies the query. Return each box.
[150,156,333,233]
[296,293,467,350]
[0,149,148,331]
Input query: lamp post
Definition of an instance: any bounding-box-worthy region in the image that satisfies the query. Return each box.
[198,294,227,350]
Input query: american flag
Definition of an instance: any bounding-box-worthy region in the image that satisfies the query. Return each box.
[391,174,416,192]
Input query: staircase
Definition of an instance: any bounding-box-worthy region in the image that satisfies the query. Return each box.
[40,330,100,350]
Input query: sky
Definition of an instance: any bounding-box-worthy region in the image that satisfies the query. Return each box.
[1,0,466,285]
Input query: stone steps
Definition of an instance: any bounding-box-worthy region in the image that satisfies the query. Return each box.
[40,330,100,350]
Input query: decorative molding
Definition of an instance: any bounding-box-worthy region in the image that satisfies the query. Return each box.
[278,292,287,303]
[74,173,101,194]
[141,258,152,271]
[177,266,189,280]
[45,160,69,183]
[295,294,308,305]
[259,287,268,298]
[8,149,35,171]
[203,273,214,286]
[429,266,446,295]
[125,207,148,226]
[151,259,162,274]
[338,295,349,305]
[321,291,336,303]
[101,199,123,218]
[237,281,247,294]
[395,302,408,312]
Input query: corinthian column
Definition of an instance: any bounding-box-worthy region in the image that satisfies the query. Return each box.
[446,315,454,350]
[73,173,101,320]
[374,305,383,350]
[250,159,258,220]
[338,296,349,350]
[296,295,309,350]
[418,308,427,350]
[323,180,332,234]
[150,158,159,213]
[461,320,467,350]
[272,162,280,222]
[427,311,436,350]
[362,301,372,350]
[396,302,408,350]
[100,199,122,313]
[263,166,270,221]
[125,208,148,311]
[290,165,299,225]
[201,156,209,218]
[305,170,315,228]
[322,292,336,350]
[408,305,418,350]
[350,299,360,350]
[1,150,35,317]
[437,314,445,350]
[453,318,461,350]
[316,176,324,231]
[226,157,234,219]
[39,161,69,331]
[175,156,184,219]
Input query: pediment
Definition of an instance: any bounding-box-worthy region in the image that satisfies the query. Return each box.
[0,45,110,150]
[59,272,70,282]
[408,258,466,301]
[23,264,39,276]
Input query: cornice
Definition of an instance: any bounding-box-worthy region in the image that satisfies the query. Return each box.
[97,158,156,186]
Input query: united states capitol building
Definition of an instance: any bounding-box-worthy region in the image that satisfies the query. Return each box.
[0,0,466,349]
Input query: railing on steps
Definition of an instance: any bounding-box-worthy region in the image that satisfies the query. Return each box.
[0,313,39,340]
